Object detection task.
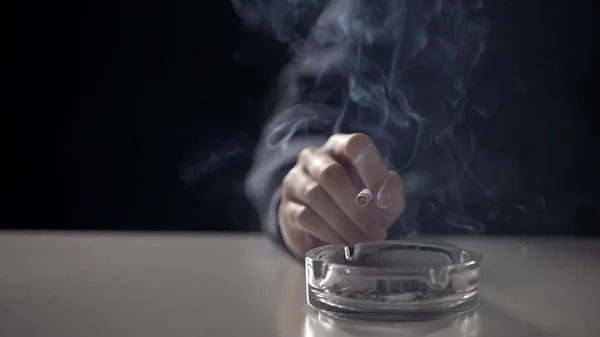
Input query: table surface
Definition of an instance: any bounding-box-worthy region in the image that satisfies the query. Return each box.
[1,232,599,337]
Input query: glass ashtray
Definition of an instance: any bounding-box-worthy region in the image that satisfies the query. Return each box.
[305,240,482,321]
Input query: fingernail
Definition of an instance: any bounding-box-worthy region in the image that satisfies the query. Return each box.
[377,196,392,209]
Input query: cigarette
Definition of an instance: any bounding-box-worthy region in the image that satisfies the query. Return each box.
[356,188,372,206]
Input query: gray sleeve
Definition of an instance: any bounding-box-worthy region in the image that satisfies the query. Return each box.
[245,88,340,245]
[245,0,353,244]
[245,137,328,243]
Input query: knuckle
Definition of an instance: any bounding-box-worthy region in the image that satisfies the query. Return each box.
[282,167,299,187]
[280,202,300,228]
[295,205,313,228]
[325,133,342,147]
[298,147,317,164]
[325,133,352,151]
[345,133,373,157]
[281,168,297,199]
[303,181,323,201]
[349,132,371,144]
[281,181,292,201]
[278,201,291,227]
[315,161,345,184]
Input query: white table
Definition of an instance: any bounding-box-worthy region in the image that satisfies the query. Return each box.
[1,232,598,337]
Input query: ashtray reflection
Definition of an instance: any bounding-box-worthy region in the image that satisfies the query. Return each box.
[302,306,480,337]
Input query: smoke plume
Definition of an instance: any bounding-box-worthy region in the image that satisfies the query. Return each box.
[234,0,493,234]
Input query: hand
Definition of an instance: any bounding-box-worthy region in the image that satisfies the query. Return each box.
[278,133,406,258]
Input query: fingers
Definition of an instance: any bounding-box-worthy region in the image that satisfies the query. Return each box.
[282,167,373,244]
[277,208,321,259]
[323,133,405,211]
[297,147,389,238]
[279,200,347,246]
[277,133,406,256]
[323,133,388,191]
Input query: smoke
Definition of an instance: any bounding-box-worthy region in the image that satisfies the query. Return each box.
[180,137,253,185]
[234,0,493,234]
[233,0,490,142]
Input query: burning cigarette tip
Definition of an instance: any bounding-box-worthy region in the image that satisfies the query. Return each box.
[356,188,372,206]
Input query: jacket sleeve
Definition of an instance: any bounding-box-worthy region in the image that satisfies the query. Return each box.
[245,0,352,244]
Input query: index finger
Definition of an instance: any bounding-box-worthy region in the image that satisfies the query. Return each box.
[323,133,388,191]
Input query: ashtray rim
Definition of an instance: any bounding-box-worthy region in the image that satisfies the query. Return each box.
[305,240,482,274]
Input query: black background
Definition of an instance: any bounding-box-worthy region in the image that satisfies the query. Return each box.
[15,1,289,231]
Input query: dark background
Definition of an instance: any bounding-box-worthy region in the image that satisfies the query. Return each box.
[12,1,599,233]
[15,1,289,231]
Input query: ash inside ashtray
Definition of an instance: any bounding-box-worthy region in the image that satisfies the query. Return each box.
[315,245,458,303]
[306,241,481,320]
